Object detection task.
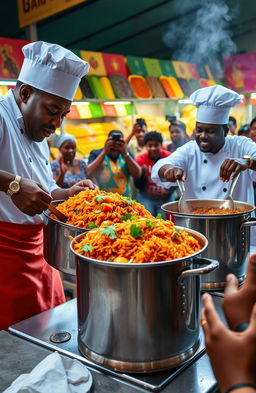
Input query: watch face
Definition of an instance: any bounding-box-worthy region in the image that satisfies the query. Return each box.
[10,182,20,192]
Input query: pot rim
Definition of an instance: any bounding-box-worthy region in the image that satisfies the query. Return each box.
[43,200,90,232]
[70,225,208,268]
[161,199,255,218]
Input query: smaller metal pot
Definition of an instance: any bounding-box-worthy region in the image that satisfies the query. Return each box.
[162,199,256,290]
[43,200,89,275]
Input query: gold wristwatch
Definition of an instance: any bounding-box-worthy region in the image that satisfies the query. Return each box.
[242,155,254,169]
[6,175,21,196]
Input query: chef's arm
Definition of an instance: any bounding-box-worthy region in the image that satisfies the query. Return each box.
[158,165,185,182]
[0,170,16,192]
[220,156,256,181]
[0,170,52,216]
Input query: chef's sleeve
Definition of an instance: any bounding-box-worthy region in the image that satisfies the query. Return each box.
[151,143,190,188]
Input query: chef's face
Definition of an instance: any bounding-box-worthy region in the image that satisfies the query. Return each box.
[194,122,226,154]
[19,85,71,142]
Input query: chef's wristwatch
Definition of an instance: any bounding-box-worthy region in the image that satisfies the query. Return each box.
[6,175,21,196]
[242,155,254,169]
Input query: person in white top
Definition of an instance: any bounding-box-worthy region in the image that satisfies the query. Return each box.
[0,41,95,330]
[151,85,256,206]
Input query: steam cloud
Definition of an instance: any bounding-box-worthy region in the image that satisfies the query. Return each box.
[163,0,239,79]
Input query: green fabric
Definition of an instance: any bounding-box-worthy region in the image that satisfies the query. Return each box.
[97,154,131,196]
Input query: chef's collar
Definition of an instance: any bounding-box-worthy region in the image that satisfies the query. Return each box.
[6,89,25,129]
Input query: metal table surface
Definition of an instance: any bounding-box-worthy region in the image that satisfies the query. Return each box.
[7,293,225,393]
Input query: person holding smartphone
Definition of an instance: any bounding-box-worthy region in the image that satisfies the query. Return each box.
[86,130,141,196]
[125,118,148,158]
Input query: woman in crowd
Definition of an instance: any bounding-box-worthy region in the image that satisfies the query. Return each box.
[51,133,87,188]
[164,119,190,153]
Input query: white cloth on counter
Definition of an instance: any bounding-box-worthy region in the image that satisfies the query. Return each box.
[3,351,92,393]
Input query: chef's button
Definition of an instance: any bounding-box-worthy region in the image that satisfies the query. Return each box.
[203,159,208,163]
[202,186,206,191]
[45,161,48,165]
[29,157,32,163]
[223,188,227,192]
[20,129,24,134]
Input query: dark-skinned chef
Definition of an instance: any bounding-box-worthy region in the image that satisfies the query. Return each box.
[152,85,256,206]
[0,41,96,330]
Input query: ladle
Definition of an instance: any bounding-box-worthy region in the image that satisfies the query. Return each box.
[176,179,191,213]
[48,203,67,223]
[219,173,240,210]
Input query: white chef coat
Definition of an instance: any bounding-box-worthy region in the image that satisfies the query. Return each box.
[0,90,59,224]
[151,136,256,206]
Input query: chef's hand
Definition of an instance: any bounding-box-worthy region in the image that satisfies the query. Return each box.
[201,293,256,393]
[159,164,185,182]
[68,179,97,197]
[220,158,249,182]
[222,254,256,330]
[11,178,52,216]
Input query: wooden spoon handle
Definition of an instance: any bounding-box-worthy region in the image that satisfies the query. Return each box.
[48,203,67,222]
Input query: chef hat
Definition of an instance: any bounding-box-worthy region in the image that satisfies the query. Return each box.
[190,85,242,124]
[56,133,77,148]
[18,41,89,101]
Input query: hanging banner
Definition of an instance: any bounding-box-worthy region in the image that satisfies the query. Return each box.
[224,52,256,93]
[102,53,128,77]
[143,57,162,77]
[80,50,106,76]
[0,37,30,80]
[17,0,87,28]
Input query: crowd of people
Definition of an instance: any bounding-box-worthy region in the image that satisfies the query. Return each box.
[1,40,256,392]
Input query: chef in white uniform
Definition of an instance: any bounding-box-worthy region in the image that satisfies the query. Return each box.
[151,85,256,205]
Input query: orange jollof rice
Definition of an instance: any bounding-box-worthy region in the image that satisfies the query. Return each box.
[56,189,152,228]
[73,217,201,263]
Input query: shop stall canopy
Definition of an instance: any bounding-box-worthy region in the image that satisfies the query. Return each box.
[0,0,255,64]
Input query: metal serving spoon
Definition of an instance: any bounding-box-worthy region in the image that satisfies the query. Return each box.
[176,179,191,213]
[219,173,240,210]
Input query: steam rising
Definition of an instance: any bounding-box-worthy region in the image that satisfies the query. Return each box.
[163,0,238,78]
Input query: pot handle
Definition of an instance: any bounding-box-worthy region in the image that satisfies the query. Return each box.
[177,257,219,285]
[240,217,256,229]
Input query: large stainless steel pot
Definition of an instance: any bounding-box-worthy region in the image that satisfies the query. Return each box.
[70,227,218,373]
[43,200,89,275]
[162,199,256,290]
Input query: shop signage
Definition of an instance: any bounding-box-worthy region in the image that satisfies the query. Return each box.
[17,0,87,28]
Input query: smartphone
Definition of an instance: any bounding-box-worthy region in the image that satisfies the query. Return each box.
[136,118,145,128]
[166,115,177,123]
[111,132,121,141]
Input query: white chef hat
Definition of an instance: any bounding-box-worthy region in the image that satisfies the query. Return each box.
[18,41,89,101]
[190,85,242,124]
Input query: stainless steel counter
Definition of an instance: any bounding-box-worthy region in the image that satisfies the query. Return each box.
[7,293,225,393]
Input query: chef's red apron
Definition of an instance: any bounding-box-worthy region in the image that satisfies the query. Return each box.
[0,221,65,330]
